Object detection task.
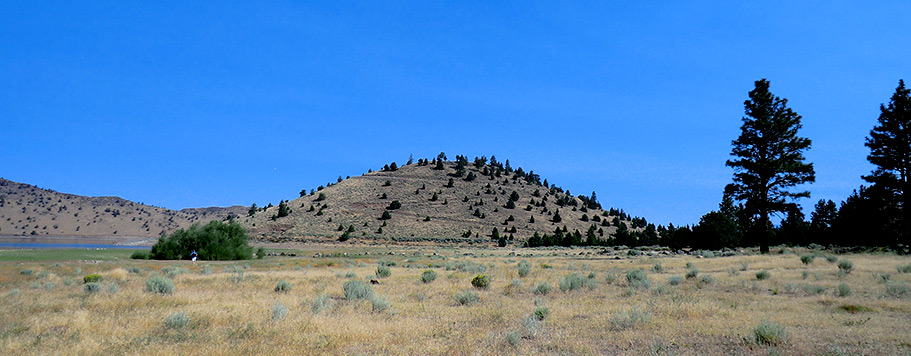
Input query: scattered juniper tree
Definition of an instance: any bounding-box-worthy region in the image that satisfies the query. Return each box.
[725,79,815,253]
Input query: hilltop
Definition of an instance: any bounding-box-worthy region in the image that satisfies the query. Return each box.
[242,155,649,246]
[0,178,245,238]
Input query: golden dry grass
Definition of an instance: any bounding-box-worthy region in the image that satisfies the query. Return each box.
[1,247,910,355]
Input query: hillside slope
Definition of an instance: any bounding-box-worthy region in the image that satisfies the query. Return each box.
[243,158,645,245]
[0,178,245,238]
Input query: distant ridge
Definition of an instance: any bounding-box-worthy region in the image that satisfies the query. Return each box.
[0,178,245,238]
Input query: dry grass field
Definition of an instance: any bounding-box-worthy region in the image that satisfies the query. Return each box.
[2,246,910,355]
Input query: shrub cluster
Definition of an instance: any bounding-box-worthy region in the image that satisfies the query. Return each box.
[756,270,771,280]
[274,280,291,293]
[150,220,253,261]
[165,312,190,329]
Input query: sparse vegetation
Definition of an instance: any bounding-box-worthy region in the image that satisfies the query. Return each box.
[164,312,190,329]
[274,280,291,293]
[517,260,531,277]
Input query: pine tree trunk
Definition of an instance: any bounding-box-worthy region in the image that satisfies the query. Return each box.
[759,212,770,254]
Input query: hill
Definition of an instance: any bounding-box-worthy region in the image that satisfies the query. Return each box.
[0,178,245,238]
[242,155,649,246]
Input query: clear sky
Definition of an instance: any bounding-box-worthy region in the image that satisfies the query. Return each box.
[2,2,909,226]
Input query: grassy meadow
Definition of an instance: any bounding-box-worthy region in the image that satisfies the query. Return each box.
[1,246,911,355]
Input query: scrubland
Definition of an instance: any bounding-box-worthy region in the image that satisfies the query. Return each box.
[2,246,910,355]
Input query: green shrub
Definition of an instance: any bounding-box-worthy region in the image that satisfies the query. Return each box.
[685,268,698,279]
[20,269,34,276]
[421,270,437,283]
[898,264,911,274]
[652,263,664,273]
[164,312,189,329]
[506,331,521,348]
[256,247,265,259]
[36,271,49,279]
[836,283,852,297]
[130,251,149,259]
[200,266,213,275]
[376,265,391,278]
[517,260,531,277]
[63,278,75,286]
[800,255,815,265]
[83,274,103,283]
[604,271,618,284]
[150,220,252,260]
[825,255,838,263]
[532,282,551,295]
[106,282,118,294]
[471,275,490,289]
[454,290,479,305]
[753,321,787,345]
[271,302,288,320]
[756,270,771,280]
[127,267,142,274]
[83,282,102,294]
[698,274,715,285]
[885,282,909,298]
[343,280,373,300]
[626,269,651,289]
[274,280,291,293]
[837,259,854,274]
[609,307,652,331]
[311,294,332,314]
[668,276,683,286]
[532,307,549,321]
[146,276,175,294]
[369,294,390,312]
[803,284,826,295]
[559,273,585,292]
[8,289,19,297]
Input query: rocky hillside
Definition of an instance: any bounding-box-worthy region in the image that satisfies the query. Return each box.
[242,156,647,245]
[0,178,246,238]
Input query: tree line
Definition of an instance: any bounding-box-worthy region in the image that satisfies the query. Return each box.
[674,79,909,252]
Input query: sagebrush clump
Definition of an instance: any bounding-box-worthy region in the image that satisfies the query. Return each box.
[517,260,531,277]
[164,311,189,329]
[626,269,651,289]
[421,270,437,283]
[145,276,175,294]
[454,290,479,305]
[274,280,291,293]
[753,321,787,345]
[343,280,373,300]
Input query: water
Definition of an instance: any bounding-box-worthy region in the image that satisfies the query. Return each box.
[0,242,150,250]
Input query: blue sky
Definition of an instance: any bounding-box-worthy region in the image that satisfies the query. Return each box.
[2,2,909,226]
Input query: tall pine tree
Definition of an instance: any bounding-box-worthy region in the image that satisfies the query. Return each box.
[864,80,911,247]
[725,79,815,253]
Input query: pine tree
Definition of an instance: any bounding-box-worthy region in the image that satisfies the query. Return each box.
[864,80,911,246]
[725,79,815,253]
